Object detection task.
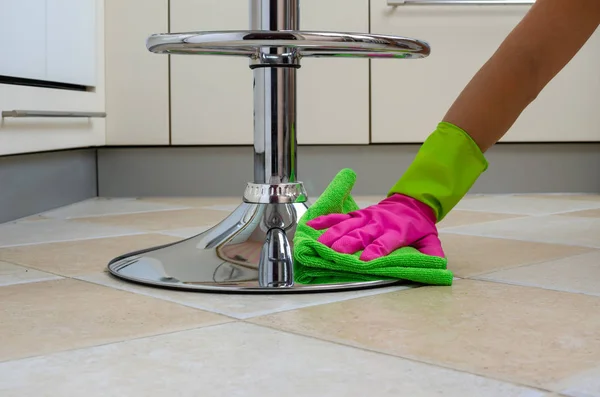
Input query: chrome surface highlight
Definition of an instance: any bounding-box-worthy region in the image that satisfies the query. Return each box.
[107,201,398,292]
[146,31,431,63]
[108,0,428,293]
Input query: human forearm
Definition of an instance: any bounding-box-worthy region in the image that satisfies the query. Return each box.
[389,0,600,219]
[443,0,600,152]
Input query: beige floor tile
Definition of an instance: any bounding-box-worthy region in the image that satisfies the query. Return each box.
[477,250,600,296]
[41,198,190,219]
[439,233,592,278]
[0,218,144,248]
[0,278,229,362]
[72,208,230,231]
[13,214,50,223]
[0,322,548,397]
[454,196,600,216]
[552,364,600,397]
[0,261,62,286]
[0,234,180,277]
[444,215,600,249]
[251,279,600,389]
[519,194,600,203]
[438,210,525,229]
[558,208,600,218]
[77,272,412,319]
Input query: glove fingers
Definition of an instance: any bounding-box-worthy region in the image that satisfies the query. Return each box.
[330,224,382,255]
[306,213,351,230]
[359,230,406,262]
[316,216,368,248]
[413,234,446,258]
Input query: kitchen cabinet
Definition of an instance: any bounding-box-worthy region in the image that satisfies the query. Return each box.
[104,0,170,145]
[0,0,105,156]
[0,0,97,87]
[46,0,97,87]
[0,1,47,82]
[169,0,370,145]
[370,0,600,143]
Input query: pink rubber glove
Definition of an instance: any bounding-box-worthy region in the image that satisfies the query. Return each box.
[306,194,444,261]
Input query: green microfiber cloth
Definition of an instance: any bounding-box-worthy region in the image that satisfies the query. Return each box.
[293,168,454,286]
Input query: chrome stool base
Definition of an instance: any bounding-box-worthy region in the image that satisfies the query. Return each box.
[107,0,429,294]
[107,199,399,293]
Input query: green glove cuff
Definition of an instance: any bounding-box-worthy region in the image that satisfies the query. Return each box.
[387,121,488,222]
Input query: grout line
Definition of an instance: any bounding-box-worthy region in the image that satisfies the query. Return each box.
[0,320,236,366]
[48,205,195,220]
[244,322,554,394]
[461,248,599,280]
[0,260,72,281]
[437,214,531,231]
[471,275,600,298]
[73,273,416,320]
[456,277,600,301]
[0,271,63,288]
[232,285,416,320]
[0,231,149,250]
[542,207,600,216]
[74,274,242,319]
[440,228,600,250]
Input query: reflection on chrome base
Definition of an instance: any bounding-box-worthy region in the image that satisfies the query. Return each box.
[107,0,426,294]
[107,197,398,293]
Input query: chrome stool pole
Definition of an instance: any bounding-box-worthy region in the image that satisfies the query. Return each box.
[107,0,431,293]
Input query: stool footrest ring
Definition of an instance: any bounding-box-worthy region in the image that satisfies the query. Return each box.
[147,30,430,61]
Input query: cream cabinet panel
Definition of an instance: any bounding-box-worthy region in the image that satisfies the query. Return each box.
[170,0,253,145]
[46,0,97,86]
[0,1,105,156]
[170,0,370,145]
[0,0,97,87]
[297,0,370,145]
[0,1,48,81]
[370,1,600,143]
[104,0,170,145]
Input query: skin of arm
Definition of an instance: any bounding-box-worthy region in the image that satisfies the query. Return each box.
[442,0,600,153]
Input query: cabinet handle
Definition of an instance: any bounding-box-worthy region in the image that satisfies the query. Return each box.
[388,0,534,5]
[1,110,106,118]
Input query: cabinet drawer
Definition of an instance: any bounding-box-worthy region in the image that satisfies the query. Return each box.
[0,85,105,156]
[370,0,600,143]
[1,0,105,156]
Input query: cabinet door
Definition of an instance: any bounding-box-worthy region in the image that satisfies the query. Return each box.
[46,0,97,87]
[298,0,370,144]
[0,0,105,156]
[170,0,253,145]
[370,1,600,143]
[104,0,170,145]
[170,0,370,145]
[0,0,97,87]
[0,0,47,81]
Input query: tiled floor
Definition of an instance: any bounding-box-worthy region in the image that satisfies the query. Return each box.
[1,194,600,396]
